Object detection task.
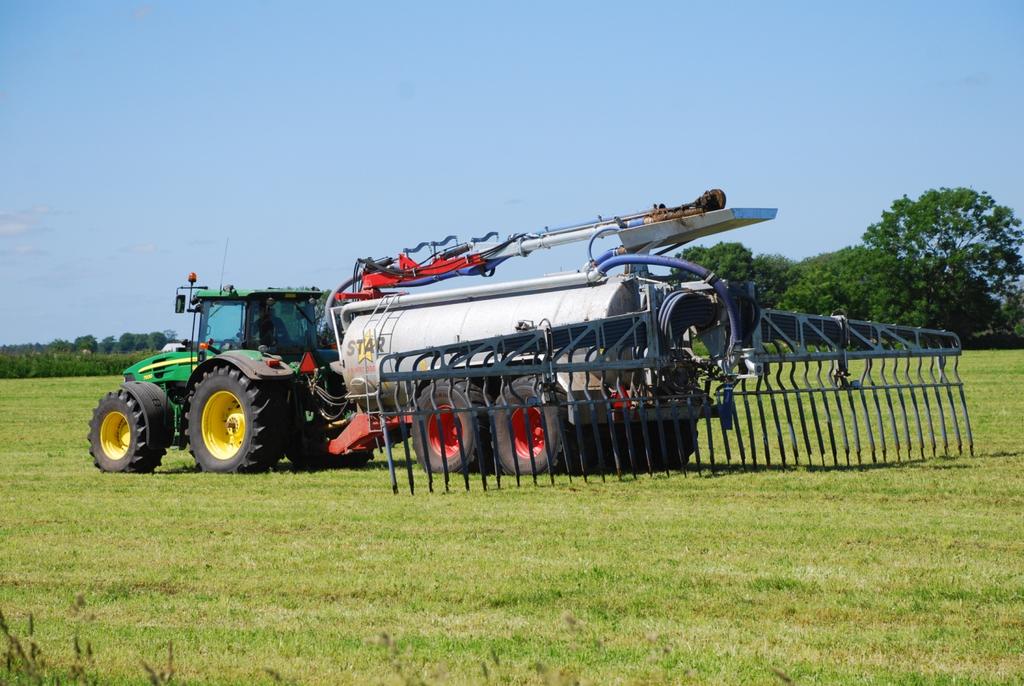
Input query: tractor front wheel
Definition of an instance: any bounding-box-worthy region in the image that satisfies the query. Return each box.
[88,390,164,472]
[188,366,286,473]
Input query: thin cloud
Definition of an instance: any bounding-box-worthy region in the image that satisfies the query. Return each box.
[0,206,53,237]
[958,73,990,88]
[0,244,47,258]
[132,4,154,20]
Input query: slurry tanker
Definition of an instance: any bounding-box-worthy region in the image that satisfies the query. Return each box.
[89,189,971,492]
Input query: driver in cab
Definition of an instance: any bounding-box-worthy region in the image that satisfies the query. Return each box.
[254,300,288,347]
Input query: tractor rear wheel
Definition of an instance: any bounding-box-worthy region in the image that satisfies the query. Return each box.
[187,366,286,473]
[88,390,164,472]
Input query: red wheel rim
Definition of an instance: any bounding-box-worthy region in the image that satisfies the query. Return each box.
[426,405,461,456]
[512,407,545,460]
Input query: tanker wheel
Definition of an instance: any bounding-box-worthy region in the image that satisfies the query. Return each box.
[410,381,485,474]
[491,376,562,477]
[88,390,164,473]
[187,366,286,473]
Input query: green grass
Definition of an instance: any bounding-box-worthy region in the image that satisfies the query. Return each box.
[0,350,1022,685]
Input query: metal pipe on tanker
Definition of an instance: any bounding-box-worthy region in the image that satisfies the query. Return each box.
[338,270,604,323]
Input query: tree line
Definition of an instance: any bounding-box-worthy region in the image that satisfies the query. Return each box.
[0,330,180,356]
[675,187,1023,346]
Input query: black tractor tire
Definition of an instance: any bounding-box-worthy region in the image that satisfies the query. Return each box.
[88,390,164,473]
[410,380,486,475]
[491,376,562,476]
[187,366,286,473]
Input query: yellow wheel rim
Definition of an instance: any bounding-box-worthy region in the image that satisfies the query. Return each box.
[201,390,247,460]
[99,410,131,460]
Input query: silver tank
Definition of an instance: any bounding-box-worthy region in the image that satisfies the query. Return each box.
[337,275,639,410]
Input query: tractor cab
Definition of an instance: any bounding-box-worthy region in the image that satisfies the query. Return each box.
[193,286,322,361]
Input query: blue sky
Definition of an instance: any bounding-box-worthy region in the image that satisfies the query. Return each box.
[1,1,1021,344]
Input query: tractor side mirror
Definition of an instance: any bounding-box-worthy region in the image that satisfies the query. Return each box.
[175,294,186,313]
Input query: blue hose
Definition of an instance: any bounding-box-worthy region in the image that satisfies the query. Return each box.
[587,227,621,264]
[595,253,742,352]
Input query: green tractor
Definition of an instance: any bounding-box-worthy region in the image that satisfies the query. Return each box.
[87,274,378,473]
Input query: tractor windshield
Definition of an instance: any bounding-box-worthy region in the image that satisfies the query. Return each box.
[199,300,246,350]
[246,297,316,352]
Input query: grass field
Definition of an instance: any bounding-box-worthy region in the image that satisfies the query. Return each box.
[0,350,1022,685]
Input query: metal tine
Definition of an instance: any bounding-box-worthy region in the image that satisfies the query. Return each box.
[555,395,576,483]
[861,359,886,462]
[460,376,488,491]
[482,386,503,489]
[753,376,771,466]
[702,390,716,468]
[731,399,747,467]
[652,393,672,476]
[601,381,624,479]
[877,356,903,461]
[902,355,926,460]
[853,363,877,463]
[738,379,757,467]
[381,409,399,494]
[450,384,472,492]
[716,385,733,467]
[616,381,640,478]
[831,363,854,466]
[540,376,557,486]
[634,383,655,476]
[775,355,800,463]
[927,357,950,456]
[838,365,862,465]
[815,360,839,466]
[887,356,913,462]
[582,384,607,481]
[801,360,826,461]
[789,359,813,459]
[686,393,702,471]
[937,357,963,456]
[399,381,416,494]
[499,376,523,487]
[669,399,689,475]
[565,371,588,482]
[916,358,938,457]
[952,356,974,456]
[431,382,451,492]
[764,373,786,466]
[414,396,435,494]
[582,352,608,480]
[518,377,540,484]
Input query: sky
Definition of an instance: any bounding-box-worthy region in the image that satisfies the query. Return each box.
[0,1,1021,344]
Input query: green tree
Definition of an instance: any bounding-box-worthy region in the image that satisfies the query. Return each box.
[99,336,117,353]
[862,188,1023,339]
[73,335,98,352]
[997,279,1024,336]
[677,242,754,282]
[750,253,796,308]
[777,247,890,319]
[48,338,74,353]
[146,331,168,350]
[117,333,139,352]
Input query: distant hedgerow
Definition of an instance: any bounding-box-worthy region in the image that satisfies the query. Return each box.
[0,352,151,379]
